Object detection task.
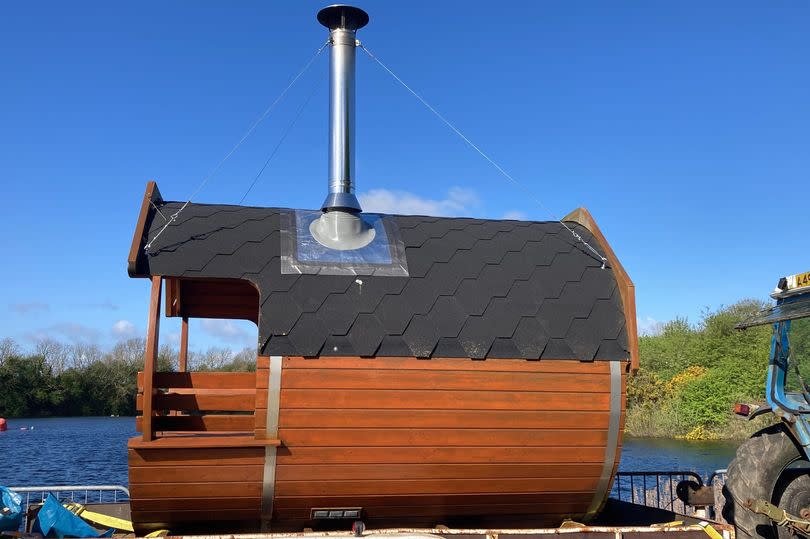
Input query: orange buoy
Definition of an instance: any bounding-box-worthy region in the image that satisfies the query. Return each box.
[0,418,6,432]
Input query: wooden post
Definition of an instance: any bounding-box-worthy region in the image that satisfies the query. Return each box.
[142,276,162,442]
[179,317,189,372]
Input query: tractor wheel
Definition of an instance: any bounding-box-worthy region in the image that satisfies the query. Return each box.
[773,471,810,539]
[723,424,810,539]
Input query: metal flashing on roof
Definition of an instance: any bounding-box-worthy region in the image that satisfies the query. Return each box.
[280,210,409,276]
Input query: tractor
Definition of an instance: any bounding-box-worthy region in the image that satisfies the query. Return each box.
[724,270,810,538]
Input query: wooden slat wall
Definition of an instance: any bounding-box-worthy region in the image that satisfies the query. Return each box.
[137,371,255,389]
[129,367,264,532]
[128,445,264,532]
[134,371,256,434]
[272,357,626,529]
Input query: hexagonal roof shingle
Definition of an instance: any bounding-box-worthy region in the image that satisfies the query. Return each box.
[130,183,631,361]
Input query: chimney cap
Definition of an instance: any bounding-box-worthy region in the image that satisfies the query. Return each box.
[317,4,369,31]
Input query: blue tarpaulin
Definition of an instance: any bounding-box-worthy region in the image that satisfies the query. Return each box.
[0,486,23,532]
[32,494,110,538]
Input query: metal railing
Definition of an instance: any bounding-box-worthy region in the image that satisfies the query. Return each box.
[8,485,130,532]
[613,471,704,515]
[612,470,730,521]
[707,469,728,522]
[708,469,727,486]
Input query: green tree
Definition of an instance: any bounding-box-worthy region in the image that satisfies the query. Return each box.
[0,354,62,416]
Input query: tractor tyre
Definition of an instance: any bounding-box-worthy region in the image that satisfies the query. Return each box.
[722,424,808,539]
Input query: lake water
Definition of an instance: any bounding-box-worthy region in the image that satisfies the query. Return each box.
[0,417,740,487]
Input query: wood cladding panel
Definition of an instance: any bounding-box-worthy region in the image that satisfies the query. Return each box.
[278,389,611,411]
[137,371,255,389]
[282,356,612,373]
[130,482,262,499]
[132,497,261,511]
[167,278,259,323]
[273,356,625,527]
[130,465,263,483]
[278,409,611,429]
[278,428,607,447]
[128,435,278,449]
[281,369,610,392]
[131,509,260,524]
[275,477,601,497]
[128,441,263,533]
[275,446,608,465]
[137,391,255,412]
[128,447,263,467]
[276,463,603,481]
[273,491,595,509]
[135,414,254,433]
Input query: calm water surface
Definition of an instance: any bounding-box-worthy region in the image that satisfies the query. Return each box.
[0,417,740,487]
[0,417,135,486]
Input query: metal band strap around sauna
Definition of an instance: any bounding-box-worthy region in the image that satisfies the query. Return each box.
[261,356,283,529]
[585,360,622,519]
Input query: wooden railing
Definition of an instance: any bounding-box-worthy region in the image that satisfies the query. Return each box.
[133,276,279,449]
[133,369,279,449]
[135,371,256,433]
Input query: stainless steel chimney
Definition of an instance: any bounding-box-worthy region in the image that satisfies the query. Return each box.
[318,4,368,213]
[310,5,375,251]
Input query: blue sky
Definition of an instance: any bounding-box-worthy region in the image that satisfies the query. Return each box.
[2,1,809,354]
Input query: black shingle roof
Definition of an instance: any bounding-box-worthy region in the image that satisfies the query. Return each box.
[131,195,630,361]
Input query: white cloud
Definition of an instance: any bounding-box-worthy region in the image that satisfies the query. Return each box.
[27,322,101,344]
[502,210,528,220]
[358,187,479,217]
[637,316,664,337]
[10,301,49,315]
[200,319,254,346]
[111,319,138,339]
[88,300,119,311]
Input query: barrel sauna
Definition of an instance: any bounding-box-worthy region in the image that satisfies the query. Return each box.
[126,179,638,534]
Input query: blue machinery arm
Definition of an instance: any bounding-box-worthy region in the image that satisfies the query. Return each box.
[766,294,810,452]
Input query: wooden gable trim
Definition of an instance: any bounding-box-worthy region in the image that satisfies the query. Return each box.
[563,207,639,372]
[128,180,163,278]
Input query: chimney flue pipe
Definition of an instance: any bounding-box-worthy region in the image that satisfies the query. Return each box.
[318,4,369,213]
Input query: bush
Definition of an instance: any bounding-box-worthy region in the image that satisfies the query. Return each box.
[628,299,773,439]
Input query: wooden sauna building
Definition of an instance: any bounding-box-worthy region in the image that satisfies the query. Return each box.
[125,4,638,534]
[126,181,638,533]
